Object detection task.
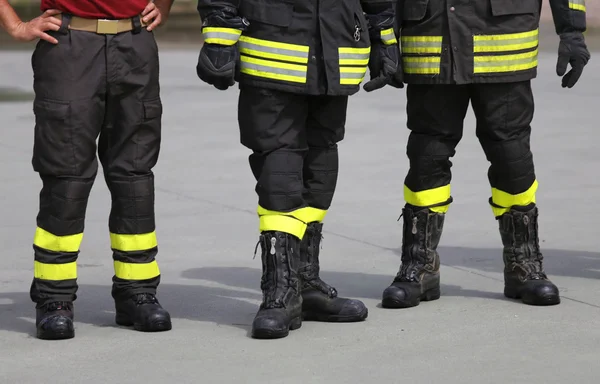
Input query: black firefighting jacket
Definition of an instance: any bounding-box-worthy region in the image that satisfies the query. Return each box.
[397,0,587,84]
[198,0,398,96]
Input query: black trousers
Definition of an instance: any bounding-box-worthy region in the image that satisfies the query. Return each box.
[404,81,537,216]
[238,86,348,240]
[30,15,163,306]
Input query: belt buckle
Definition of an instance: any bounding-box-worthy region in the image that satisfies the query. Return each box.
[97,19,119,34]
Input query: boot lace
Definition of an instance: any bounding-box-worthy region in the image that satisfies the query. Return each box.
[45,301,71,312]
[134,293,158,305]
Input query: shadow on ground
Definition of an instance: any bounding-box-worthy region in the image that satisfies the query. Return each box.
[1,246,598,338]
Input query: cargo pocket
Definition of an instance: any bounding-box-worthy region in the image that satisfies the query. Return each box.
[239,0,294,27]
[32,99,74,175]
[135,98,162,172]
[489,0,539,16]
[403,0,429,21]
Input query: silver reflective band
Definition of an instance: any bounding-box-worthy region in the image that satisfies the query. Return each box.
[239,41,309,62]
[240,61,307,78]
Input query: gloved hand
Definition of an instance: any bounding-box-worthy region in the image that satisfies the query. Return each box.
[362,10,404,92]
[196,12,249,91]
[363,41,404,92]
[556,32,590,88]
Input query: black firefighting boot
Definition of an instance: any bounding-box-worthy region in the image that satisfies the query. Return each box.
[251,231,303,339]
[382,205,444,308]
[36,301,75,340]
[115,293,172,332]
[499,204,560,306]
[299,223,368,322]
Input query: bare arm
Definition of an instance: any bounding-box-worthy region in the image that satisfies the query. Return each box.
[0,0,22,32]
[0,0,62,44]
[142,0,175,31]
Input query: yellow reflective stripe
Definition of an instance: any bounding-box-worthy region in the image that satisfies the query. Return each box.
[257,212,306,239]
[569,0,586,12]
[339,47,371,54]
[474,49,538,74]
[430,205,449,214]
[340,66,367,85]
[114,260,160,281]
[381,28,398,45]
[240,55,307,83]
[257,206,327,224]
[34,261,77,281]
[403,56,441,74]
[238,36,309,53]
[239,36,309,64]
[491,180,538,210]
[474,29,538,53]
[401,35,443,54]
[33,227,83,253]
[257,206,328,239]
[339,46,371,66]
[110,232,157,252]
[202,27,242,46]
[404,184,451,207]
[473,29,538,42]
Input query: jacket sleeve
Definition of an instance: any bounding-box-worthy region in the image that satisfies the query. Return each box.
[360,0,398,45]
[548,0,586,34]
[197,0,244,46]
[197,0,239,20]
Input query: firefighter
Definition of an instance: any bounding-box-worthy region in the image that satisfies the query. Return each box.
[196,0,402,339]
[382,0,590,309]
[2,0,174,340]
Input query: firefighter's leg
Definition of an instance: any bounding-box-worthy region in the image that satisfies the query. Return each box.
[98,27,171,332]
[29,24,105,340]
[471,81,559,306]
[382,84,470,309]
[238,85,307,339]
[298,95,368,322]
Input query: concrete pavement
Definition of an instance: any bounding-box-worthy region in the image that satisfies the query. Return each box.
[0,49,599,383]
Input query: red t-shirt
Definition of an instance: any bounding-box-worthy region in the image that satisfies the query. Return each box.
[41,0,148,19]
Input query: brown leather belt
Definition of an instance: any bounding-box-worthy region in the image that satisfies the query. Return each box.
[57,14,147,35]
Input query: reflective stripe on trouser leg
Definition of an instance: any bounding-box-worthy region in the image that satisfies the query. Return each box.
[483,130,538,217]
[404,85,468,214]
[490,180,538,217]
[404,133,459,213]
[107,175,160,299]
[30,177,94,306]
[471,82,537,217]
[258,206,327,239]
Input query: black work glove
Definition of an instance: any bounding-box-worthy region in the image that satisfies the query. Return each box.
[196,12,249,91]
[363,41,404,92]
[556,32,590,89]
[362,10,404,92]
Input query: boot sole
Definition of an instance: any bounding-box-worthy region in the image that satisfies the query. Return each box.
[251,316,302,340]
[504,288,561,306]
[382,287,441,309]
[115,316,172,332]
[37,330,74,340]
[302,307,368,323]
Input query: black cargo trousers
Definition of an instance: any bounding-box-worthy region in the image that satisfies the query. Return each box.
[30,14,163,307]
[238,86,348,240]
[403,82,537,216]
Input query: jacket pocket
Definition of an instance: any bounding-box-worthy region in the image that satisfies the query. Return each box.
[239,0,294,27]
[489,0,539,16]
[403,0,429,21]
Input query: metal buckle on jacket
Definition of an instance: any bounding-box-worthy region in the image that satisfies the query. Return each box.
[97,19,119,34]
